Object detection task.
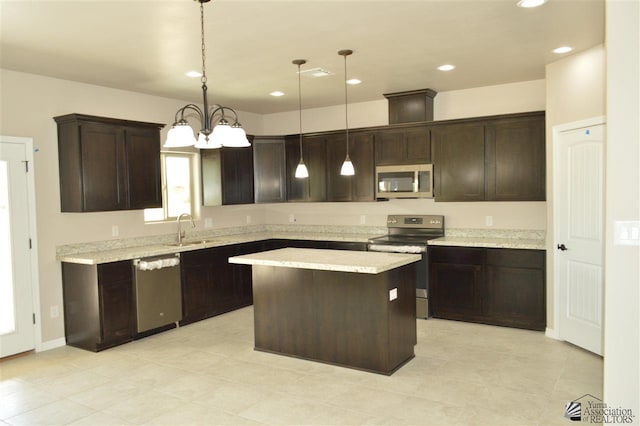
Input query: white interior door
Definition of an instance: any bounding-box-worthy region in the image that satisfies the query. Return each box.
[555,122,605,355]
[0,139,35,357]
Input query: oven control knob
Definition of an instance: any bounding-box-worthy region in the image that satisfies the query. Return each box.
[387,218,397,224]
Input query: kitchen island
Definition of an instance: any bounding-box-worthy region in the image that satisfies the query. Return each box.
[229,248,421,375]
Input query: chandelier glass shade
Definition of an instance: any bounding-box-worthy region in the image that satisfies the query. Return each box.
[164,0,249,150]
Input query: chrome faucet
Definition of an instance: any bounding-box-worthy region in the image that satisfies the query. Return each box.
[176,213,195,244]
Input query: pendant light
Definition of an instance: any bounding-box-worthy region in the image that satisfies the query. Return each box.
[164,0,249,149]
[338,49,355,176]
[293,59,309,178]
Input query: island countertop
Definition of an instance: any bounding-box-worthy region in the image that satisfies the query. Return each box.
[228,247,421,274]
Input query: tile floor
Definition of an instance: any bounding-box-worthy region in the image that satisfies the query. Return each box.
[1,307,603,425]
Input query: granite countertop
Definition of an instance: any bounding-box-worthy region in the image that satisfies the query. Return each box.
[428,236,546,250]
[229,247,422,274]
[428,228,546,250]
[56,225,546,265]
[56,228,384,265]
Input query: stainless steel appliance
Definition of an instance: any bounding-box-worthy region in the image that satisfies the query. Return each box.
[375,164,433,199]
[133,254,182,333]
[368,214,445,319]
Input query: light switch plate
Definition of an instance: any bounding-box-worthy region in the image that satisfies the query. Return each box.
[614,220,640,246]
[389,288,398,301]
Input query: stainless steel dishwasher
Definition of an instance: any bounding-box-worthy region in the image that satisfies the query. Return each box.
[133,254,182,333]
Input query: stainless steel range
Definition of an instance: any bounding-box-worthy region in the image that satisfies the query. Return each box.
[368,214,445,319]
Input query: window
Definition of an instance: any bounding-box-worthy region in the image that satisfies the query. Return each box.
[144,151,199,222]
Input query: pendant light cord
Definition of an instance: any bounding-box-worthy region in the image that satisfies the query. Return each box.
[343,53,350,158]
[298,62,304,161]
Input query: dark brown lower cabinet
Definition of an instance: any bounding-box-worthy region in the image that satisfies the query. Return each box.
[429,246,546,331]
[429,247,484,321]
[484,249,546,330]
[62,239,369,351]
[180,242,260,326]
[62,261,134,351]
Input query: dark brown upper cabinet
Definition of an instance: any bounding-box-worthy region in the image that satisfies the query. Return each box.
[432,122,486,202]
[485,114,545,201]
[375,125,431,166]
[285,134,327,202]
[221,144,254,205]
[432,111,545,202]
[326,131,375,202]
[201,138,254,206]
[384,89,437,124]
[253,137,287,203]
[54,114,163,212]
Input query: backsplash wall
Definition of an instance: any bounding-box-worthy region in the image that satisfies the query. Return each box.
[260,199,546,230]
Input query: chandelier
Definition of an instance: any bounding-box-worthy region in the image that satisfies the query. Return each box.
[164,0,249,149]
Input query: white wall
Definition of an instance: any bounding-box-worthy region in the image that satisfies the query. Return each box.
[262,200,545,229]
[544,45,606,330]
[434,80,546,121]
[0,68,547,345]
[261,80,546,136]
[604,0,640,416]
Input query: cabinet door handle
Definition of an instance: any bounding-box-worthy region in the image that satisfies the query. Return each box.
[557,243,568,251]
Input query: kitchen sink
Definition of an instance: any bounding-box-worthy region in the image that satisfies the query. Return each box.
[165,238,221,247]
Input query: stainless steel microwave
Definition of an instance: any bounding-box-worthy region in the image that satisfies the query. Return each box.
[375,164,433,199]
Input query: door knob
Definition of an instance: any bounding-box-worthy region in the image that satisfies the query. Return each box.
[557,243,568,251]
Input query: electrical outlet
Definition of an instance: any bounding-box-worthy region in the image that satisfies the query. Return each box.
[111,225,119,237]
[50,305,59,318]
[246,215,252,224]
[288,214,296,223]
[485,216,493,227]
[360,215,366,225]
[204,218,213,228]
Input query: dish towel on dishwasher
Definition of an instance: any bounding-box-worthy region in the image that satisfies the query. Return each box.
[137,257,180,271]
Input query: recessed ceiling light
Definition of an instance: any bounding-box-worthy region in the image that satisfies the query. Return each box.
[185,71,202,78]
[270,91,285,97]
[437,64,456,71]
[517,0,547,8]
[553,46,573,54]
[347,78,361,85]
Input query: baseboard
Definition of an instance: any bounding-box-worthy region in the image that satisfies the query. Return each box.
[38,337,66,352]
[545,327,561,340]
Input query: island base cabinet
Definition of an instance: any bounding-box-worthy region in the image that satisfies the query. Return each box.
[252,264,416,375]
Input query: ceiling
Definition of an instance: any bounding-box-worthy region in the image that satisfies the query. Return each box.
[0,0,604,115]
